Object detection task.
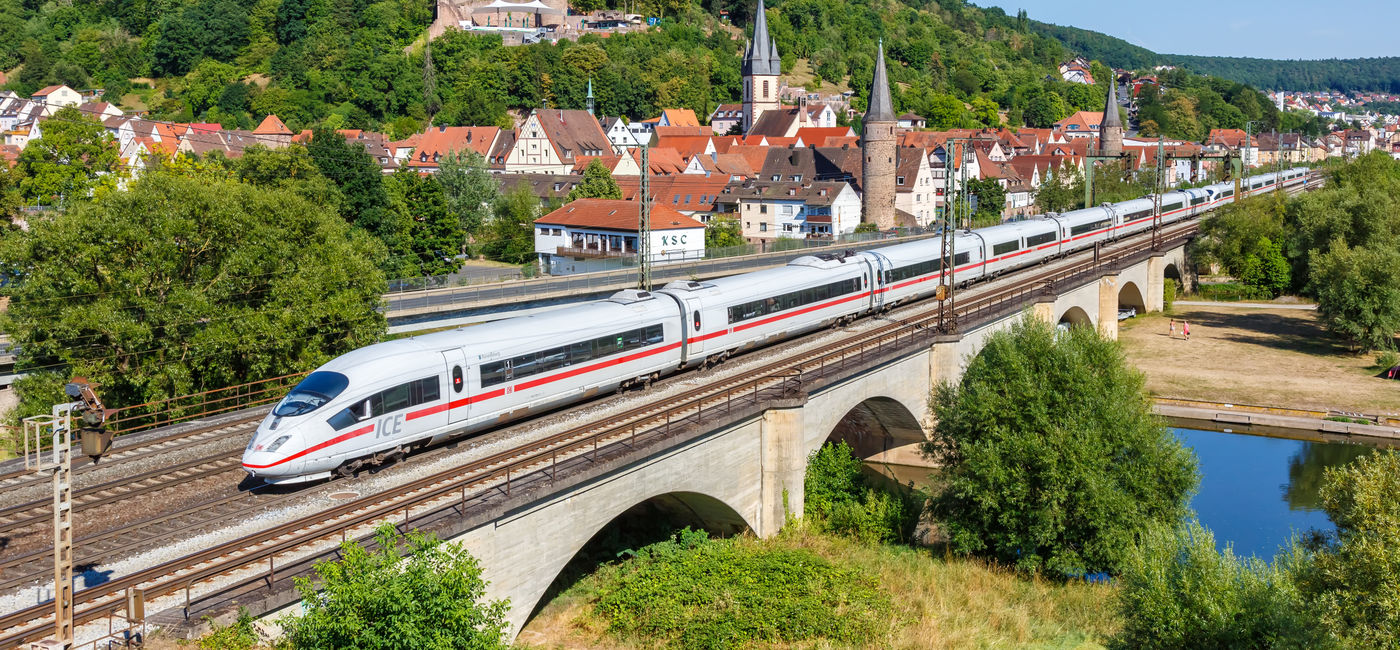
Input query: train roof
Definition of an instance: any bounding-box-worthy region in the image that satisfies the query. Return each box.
[320,296,678,371]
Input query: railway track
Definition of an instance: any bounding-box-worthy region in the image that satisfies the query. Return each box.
[0,178,1322,647]
[0,414,263,500]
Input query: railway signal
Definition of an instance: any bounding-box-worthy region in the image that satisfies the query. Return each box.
[22,378,109,649]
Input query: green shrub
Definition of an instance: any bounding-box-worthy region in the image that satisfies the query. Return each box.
[1375,350,1398,370]
[1163,278,1179,311]
[1112,521,1329,650]
[593,529,892,649]
[197,608,261,650]
[284,524,510,650]
[803,441,920,545]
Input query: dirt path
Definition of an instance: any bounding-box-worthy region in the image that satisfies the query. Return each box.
[1119,302,1400,415]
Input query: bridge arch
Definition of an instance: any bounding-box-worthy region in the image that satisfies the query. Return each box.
[825,396,927,460]
[519,490,753,628]
[1058,305,1093,328]
[1118,280,1146,316]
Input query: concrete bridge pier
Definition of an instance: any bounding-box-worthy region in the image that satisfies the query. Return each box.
[759,405,806,535]
[1098,272,1120,340]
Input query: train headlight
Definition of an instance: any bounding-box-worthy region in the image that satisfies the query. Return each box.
[265,435,291,453]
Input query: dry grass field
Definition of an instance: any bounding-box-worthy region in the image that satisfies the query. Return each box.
[1119,302,1400,415]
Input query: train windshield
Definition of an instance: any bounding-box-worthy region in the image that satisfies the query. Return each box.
[273,371,350,417]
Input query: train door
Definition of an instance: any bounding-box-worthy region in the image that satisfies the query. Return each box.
[441,348,469,425]
[684,298,705,355]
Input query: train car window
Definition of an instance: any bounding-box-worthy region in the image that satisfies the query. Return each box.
[1125,210,1151,222]
[375,383,412,414]
[726,278,861,324]
[479,324,668,388]
[1025,232,1055,247]
[992,241,1019,256]
[1162,202,1183,211]
[1069,219,1112,236]
[326,403,363,431]
[693,311,701,331]
[1192,196,1206,205]
[452,366,463,393]
[954,252,969,266]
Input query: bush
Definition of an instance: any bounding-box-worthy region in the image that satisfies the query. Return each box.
[197,608,261,650]
[1296,451,1400,647]
[1163,278,1179,312]
[926,317,1198,576]
[1375,350,1399,370]
[1113,521,1329,650]
[284,524,510,650]
[803,441,921,544]
[592,529,892,649]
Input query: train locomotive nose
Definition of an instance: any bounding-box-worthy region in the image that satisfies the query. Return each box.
[242,424,304,479]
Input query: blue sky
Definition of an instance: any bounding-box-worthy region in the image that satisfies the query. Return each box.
[980,0,1392,59]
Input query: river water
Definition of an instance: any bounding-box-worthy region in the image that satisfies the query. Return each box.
[1175,427,1378,559]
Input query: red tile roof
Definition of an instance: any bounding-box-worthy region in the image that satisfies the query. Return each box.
[253,114,292,135]
[406,125,500,167]
[536,198,703,231]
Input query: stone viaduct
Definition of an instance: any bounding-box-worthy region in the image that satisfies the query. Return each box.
[443,244,1193,636]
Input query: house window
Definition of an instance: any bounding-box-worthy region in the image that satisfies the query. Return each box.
[672,195,679,204]
[791,175,802,182]
[763,80,769,98]
[684,194,691,203]
[760,222,768,231]
[760,205,767,213]
[771,174,780,181]
[896,176,905,184]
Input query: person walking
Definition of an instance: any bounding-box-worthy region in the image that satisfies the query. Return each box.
[1183,320,1190,340]
[1169,319,1175,338]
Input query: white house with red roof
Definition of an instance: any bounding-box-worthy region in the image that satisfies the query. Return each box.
[404,125,500,172]
[31,85,82,112]
[533,198,706,275]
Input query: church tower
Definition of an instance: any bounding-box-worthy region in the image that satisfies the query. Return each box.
[1100,78,1124,156]
[742,0,781,133]
[861,40,897,229]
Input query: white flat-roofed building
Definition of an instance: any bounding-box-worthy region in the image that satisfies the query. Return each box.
[534,198,706,275]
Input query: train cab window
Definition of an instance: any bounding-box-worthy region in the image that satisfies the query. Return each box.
[326,402,366,430]
[992,240,1019,256]
[693,311,701,331]
[452,366,463,393]
[274,371,349,417]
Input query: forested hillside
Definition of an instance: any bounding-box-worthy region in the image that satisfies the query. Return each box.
[1029,20,1400,92]
[0,0,1286,137]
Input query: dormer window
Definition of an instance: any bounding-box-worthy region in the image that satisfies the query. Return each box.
[791,175,801,182]
[770,174,779,181]
[896,176,905,184]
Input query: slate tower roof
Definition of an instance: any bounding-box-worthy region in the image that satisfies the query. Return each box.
[865,40,895,123]
[742,0,781,77]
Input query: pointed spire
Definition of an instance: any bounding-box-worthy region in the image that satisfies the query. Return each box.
[865,39,895,123]
[587,78,595,117]
[743,0,780,77]
[1102,79,1122,129]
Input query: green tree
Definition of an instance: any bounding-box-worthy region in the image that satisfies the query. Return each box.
[306,127,405,273]
[566,158,623,202]
[925,317,1198,576]
[966,177,1005,226]
[1024,91,1068,128]
[436,150,500,244]
[285,524,510,650]
[384,168,461,276]
[479,182,538,264]
[14,106,123,205]
[1297,451,1400,647]
[0,171,386,414]
[704,216,744,250]
[1308,245,1400,352]
[1237,236,1291,298]
[233,144,344,210]
[1034,163,1083,214]
[1113,520,1328,650]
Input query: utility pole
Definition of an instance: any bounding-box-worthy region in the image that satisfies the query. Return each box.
[1152,135,1164,250]
[638,143,651,291]
[939,138,970,333]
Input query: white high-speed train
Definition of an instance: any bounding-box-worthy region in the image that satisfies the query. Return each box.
[243,167,1311,483]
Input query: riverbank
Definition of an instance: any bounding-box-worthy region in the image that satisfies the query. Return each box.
[517,527,1119,649]
[1119,302,1400,415]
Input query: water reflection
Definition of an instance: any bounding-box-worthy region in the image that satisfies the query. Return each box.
[1175,427,1376,559]
[1283,442,1373,511]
